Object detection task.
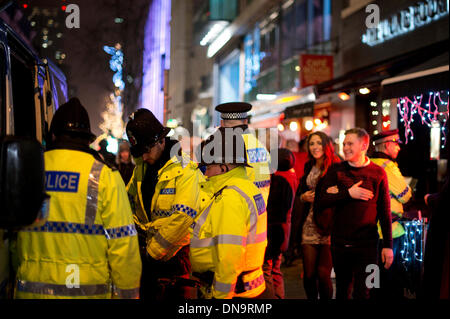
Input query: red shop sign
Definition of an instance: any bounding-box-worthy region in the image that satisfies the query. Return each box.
[299,54,334,88]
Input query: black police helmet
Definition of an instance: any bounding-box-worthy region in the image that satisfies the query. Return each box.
[126,108,171,158]
[198,127,252,168]
[49,97,96,142]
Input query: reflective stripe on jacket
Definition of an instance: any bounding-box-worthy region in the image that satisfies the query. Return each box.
[127,153,206,261]
[371,157,412,238]
[242,132,271,206]
[15,149,142,299]
[190,166,267,299]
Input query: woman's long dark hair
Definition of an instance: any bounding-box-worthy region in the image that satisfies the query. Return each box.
[306,131,340,177]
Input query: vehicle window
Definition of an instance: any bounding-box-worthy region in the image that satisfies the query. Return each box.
[10,52,36,138]
[0,45,5,135]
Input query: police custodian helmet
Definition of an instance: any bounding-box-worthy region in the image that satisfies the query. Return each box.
[49,97,96,142]
[198,127,252,168]
[126,108,171,158]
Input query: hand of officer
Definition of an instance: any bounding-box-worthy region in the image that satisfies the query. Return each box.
[301,190,315,203]
[326,185,339,194]
[381,248,394,269]
[348,181,374,201]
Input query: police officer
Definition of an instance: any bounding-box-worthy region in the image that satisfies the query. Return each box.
[191,127,267,299]
[215,102,272,206]
[126,109,205,300]
[371,129,412,299]
[14,98,142,299]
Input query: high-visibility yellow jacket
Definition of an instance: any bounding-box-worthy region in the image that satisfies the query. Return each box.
[190,166,267,299]
[371,156,412,239]
[127,153,207,261]
[0,230,8,298]
[14,149,142,299]
[242,131,271,206]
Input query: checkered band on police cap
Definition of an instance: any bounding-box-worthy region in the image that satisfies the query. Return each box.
[215,102,252,120]
[220,112,249,120]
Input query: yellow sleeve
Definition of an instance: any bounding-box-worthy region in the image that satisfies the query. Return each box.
[99,168,142,299]
[386,163,412,204]
[211,193,248,299]
[147,165,202,260]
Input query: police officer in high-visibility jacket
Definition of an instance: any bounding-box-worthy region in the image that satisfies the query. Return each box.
[191,127,267,299]
[126,109,205,300]
[216,102,272,206]
[14,98,142,299]
[371,129,412,299]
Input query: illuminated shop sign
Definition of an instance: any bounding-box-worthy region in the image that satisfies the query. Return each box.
[362,0,449,46]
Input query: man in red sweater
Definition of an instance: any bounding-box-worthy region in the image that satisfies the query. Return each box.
[314,128,393,299]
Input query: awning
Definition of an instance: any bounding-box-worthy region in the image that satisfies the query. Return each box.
[316,39,449,95]
[284,102,314,119]
[381,65,449,99]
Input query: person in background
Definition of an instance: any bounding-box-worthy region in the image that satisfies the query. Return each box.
[296,132,340,300]
[262,148,298,299]
[423,131,450,299]
[98,138,117,168]
[286,138,309,181]
[284,137,309,266]
[370,129,412,299]
[314,128,393,300]
[116,141,135,186]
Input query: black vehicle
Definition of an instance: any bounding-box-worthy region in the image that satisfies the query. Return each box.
[0,9,68,299]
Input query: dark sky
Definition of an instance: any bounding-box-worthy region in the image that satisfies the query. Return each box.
[29,0,150,137]
[64,0,129,137]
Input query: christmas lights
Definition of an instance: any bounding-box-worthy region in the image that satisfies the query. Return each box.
[100,44,125,140]
[397,91,449,144]
[399,220,425,272]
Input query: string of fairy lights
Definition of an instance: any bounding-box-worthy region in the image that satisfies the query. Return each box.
[397,90,449,146]
[396,91,448,273]
[400,220,425,269]
[99,43,126,145]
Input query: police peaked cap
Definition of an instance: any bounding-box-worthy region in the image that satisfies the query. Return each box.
[50,97,96,142]
[372,129,402,145]
[215,102,252,120]
[126,108,171,158]
[198,127,252,168]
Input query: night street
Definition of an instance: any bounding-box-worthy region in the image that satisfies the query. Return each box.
[0,0,448,307]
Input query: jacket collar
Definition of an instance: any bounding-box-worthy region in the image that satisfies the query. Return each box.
[206,166,247,194]
[46,138,107,165]
[371,151,395,162]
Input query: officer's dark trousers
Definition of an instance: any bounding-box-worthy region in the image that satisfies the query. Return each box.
[331,244,378,300]
[139,246,193,300]
[262,254,284,299]
[376,236,406,299]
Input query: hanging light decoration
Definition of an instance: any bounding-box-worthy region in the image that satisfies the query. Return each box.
[100,43,125,140]
[397,90,449,145]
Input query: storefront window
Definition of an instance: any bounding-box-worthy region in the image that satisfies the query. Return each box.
[244,27,261,102]
[209,0,238,21]
[256,69,277,96]
[218,51,240,104]
[281,2,295,61]
[293,0,307,54]
[260,20,279,72]
[281,57,299,91]
[243,0,331,99]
